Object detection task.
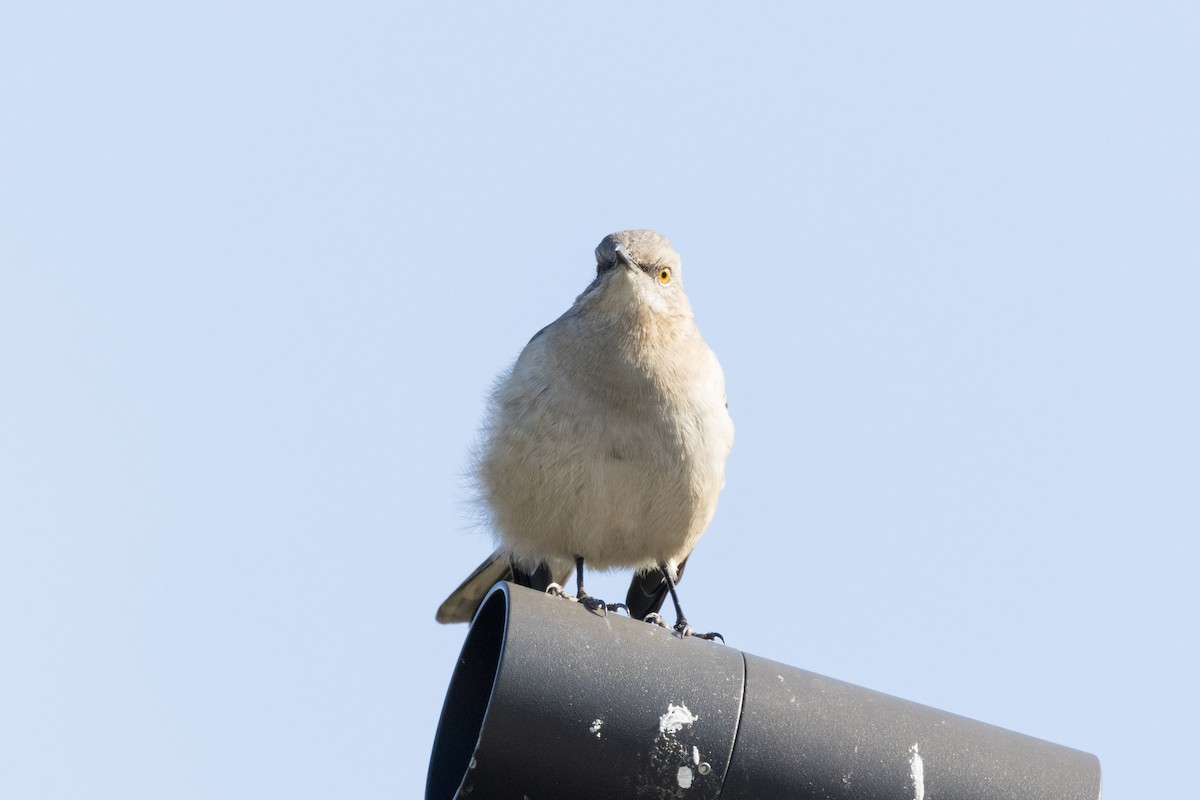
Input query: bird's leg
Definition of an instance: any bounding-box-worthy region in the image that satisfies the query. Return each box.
[574,556,604,614]
[660,563,723,642]
[573,556,628,615]
[574,556,586,598]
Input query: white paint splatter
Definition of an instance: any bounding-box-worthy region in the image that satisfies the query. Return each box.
[910,743,925,800]
[589,719,603,738]
[659,703,698,734]
[677,766,694,789]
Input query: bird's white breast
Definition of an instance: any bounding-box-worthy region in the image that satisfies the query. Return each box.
[478,302,733,575]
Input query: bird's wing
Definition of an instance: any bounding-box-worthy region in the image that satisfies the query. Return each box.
[624,555,689,621]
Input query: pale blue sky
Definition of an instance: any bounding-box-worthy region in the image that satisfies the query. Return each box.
[2,3,1196,798]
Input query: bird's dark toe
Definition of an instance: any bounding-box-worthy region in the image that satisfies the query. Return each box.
[673,621,724,643]
[578,594,608,615]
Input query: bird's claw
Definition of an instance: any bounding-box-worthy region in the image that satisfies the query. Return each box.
[578,593,629,616]
[578,593,606,614]
[673,620,724,643]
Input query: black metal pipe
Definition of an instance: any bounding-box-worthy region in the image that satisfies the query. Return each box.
[427,583,1100,800]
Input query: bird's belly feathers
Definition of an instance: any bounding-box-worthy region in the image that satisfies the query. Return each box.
[480,384,730,572]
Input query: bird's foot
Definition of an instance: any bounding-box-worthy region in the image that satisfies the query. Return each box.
[545,582,566,598]
[578,592,605,614]
[673,619,725,643]
[576,593,629,616]
[643,613,669,629]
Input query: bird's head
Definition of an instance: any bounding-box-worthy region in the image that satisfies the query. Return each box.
[586,230,690,317]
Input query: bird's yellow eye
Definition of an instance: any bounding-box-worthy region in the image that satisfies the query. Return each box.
[658,268,672,284]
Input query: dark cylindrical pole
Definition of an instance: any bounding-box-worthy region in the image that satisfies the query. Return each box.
[427,583,1100,800]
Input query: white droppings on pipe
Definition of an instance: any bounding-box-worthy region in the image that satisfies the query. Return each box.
[659,703,698,734]
[910,743,925,800]
[677,766,694,789]
[589,719,603,738]
[692,745,700,765]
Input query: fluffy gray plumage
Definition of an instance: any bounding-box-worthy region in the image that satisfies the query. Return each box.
[437,230,734,624]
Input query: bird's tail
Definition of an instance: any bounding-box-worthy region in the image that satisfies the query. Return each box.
[436,549,513,623]
[436,550,572,624]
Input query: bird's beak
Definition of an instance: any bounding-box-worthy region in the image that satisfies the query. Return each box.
[613,244,636,270]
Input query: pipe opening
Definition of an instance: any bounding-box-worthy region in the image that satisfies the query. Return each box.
[425,586,507,800]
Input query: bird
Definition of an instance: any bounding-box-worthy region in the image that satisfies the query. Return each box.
[436,230,734,638]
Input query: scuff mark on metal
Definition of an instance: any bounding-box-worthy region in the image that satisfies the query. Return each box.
[910,743,925,800]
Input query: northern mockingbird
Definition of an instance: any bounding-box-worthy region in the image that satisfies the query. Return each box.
[437,230,734,638]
